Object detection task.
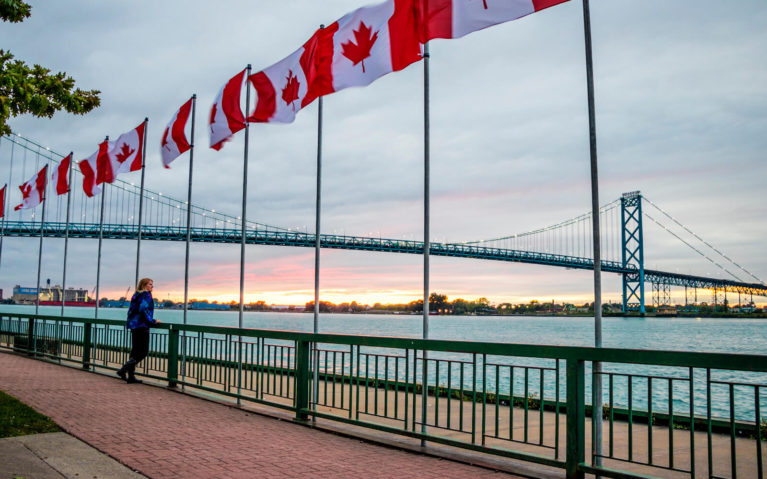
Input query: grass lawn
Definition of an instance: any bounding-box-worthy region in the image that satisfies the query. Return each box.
[0,390,61,438]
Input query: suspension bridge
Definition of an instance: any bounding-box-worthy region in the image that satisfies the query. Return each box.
[2,133,765,312]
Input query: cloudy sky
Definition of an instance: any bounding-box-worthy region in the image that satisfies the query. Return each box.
[1,0,765,306]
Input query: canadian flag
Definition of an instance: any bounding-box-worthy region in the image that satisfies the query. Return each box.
[248,29,332,124]
[0,184,6,219]
[79,141,110,197]
[324,0,422,92]
[209,69,247,151]
[161,98,193,168]
[417,0,569,41]
[14,165,48,211]
[98,122,145,184]
[52,153,72,196]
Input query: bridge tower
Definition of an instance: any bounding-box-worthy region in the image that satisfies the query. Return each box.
[621,191,646,313]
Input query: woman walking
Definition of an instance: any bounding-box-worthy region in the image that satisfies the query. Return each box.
[117,278,160,384]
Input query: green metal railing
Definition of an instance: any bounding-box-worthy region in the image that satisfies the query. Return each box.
[1,312,765,479]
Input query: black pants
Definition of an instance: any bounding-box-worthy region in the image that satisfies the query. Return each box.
[124,328,150,375]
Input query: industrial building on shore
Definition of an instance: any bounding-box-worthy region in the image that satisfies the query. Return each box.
[11,284,94,306]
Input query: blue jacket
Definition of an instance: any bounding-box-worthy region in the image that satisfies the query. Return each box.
[126,291,156,330]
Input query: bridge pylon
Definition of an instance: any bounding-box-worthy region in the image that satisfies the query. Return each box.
[621,191,646,314]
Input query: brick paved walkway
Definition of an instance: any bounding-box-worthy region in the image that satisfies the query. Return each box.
[0,352,520,478]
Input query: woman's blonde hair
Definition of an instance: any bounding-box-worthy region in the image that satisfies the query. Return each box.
[136,278,153,292]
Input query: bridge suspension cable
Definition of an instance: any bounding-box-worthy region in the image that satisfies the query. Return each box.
[1,133,291,234]
[643,196,764,285]
[463,199,622,262]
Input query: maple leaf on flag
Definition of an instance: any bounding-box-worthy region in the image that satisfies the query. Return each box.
[115,142,135,164]
[471,0,489,8]
[20,183,31,198]
[281,70,301,111]
[341,21,379,73]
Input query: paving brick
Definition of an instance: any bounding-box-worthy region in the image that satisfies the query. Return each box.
[0,352,521,478]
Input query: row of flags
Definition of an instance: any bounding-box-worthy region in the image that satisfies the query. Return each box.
[209,0,568,148]
[1,0,568,217]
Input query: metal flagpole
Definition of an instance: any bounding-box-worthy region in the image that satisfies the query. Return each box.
[582,0,603,467]
[421,41,431,445]
[61,153,74,317]
[135,118,149,288]
[0,137,3,271]
[0,183,6,274]
[238,64,252,404]
[34,165,49,356]
[1,139,16,272]
[313,82,324,418]
[95,137,108,320]
[182,94,197,387]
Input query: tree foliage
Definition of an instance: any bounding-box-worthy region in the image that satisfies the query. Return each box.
[0,0,100,135]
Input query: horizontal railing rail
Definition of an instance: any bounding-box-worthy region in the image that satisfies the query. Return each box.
[1,312,765,479]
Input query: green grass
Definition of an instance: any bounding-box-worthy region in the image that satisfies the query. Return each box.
[0,390,60,438]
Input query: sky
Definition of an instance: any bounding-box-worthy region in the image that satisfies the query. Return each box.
[1,0,766,307]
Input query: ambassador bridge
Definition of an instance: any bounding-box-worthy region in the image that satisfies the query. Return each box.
[2,133,765,310]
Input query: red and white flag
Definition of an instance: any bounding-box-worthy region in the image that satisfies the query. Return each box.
[248,30,332,124]
[209,69,247,151]
[52,153,72,196]
[0,184,6,219]
[14,165,48,211]
[417,0,568,41]
[161,98,193,168]
[324,0,422,92]
[97,122,145,184]
[79,141,109,197]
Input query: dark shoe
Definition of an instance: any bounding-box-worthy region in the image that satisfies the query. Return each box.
[126,377,143,384]
[116,368,127,381]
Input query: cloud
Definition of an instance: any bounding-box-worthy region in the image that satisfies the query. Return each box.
[1,0,765,307]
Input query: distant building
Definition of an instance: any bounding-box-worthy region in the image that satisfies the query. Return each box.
[191,301,230,310]
[13,285,92,305]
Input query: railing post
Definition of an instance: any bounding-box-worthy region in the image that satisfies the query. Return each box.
[167,326,179,388]
[26,317,35,356]
[294,339,310,421]
[566,358,586,479]
[81,322,92,370]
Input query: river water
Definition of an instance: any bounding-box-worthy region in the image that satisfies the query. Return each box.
[3,304,766,420]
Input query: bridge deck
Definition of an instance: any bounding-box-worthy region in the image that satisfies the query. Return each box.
[3,220,766,295]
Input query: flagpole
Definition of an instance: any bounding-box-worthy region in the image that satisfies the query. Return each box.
[312,70,324,417]
[95,137,108,320]
[182,94,197,387]
[61,153,74,318]
[135,118,149,288]
[1,140,15,273]
[582,0,603,467]
[34,165,48,356]
[238,64,252,405]
[421,40,431,444]
[0,184,6,274]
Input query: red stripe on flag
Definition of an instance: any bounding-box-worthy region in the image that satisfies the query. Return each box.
[223,70,246,133]
[532,0,569,11]
[128,122,146,172]
[56,154,72,195]
[389,0,423,71]
[95,140,113,185]
[172,100,192,153]
[79,159,98,197]
[416,0,452,42]
[302,24,338,105]
[0,185,6,219]
[248,72,276,123]
[35,165,47,203]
